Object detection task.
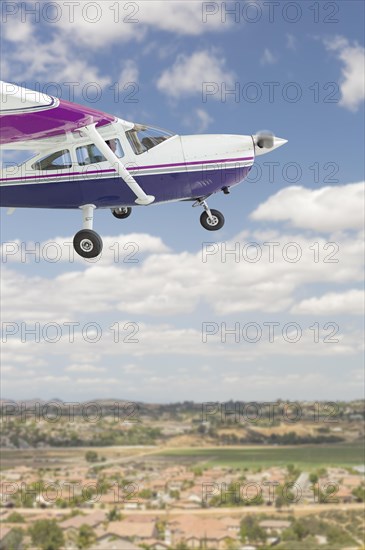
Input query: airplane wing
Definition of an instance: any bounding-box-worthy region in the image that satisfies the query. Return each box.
[0,81,155,205]
[0,81,116,145]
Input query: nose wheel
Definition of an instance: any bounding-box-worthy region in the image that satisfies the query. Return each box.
[112,207,132,219]
[195,199,225,231]
[73,204,103,259]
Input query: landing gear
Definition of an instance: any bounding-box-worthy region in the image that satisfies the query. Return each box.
[195,199,225,231]
[200,209,225,230]
[112,207,132,219]
[73,204,103,259]
[73,229,103,258]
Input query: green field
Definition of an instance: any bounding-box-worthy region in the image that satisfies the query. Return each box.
[155,444,365,470]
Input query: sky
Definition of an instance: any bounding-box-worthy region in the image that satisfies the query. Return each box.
[0,0,364,403]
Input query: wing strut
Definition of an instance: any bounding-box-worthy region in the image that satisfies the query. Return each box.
[82,124,155,205]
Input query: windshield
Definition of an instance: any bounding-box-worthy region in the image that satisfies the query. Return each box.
[126,124,175,155]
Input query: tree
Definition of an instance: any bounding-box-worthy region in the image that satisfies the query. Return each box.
[309,472,318,484]
[294,521,307,540]
[29,519,65,550]
[352,485,365,502]
[107,507,122,521]
[240,516,266,543]
[2,528,23,550]
[275,495,285,510]
[7,511,25,523]
[155,519,166,539]
[85,450,98,463]
[76,524,96,549]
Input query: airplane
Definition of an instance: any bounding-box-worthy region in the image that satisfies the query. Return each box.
[0,81,287,258]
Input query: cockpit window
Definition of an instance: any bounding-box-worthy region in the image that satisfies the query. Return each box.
[126,125,175,155]
[76,139,124,166]
[32,150,72,171]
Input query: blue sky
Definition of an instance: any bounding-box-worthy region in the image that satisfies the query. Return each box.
[0,0,364,402]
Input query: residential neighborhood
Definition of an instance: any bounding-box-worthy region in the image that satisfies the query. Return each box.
[0,400,364,548]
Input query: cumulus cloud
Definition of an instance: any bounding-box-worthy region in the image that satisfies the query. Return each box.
[54,1,230,48]
[195,109,214,132]
[286,33,297,51]
[324,36,365,111]
[183,108,214,132]
[260,48,277,65]
[1,225,363,323]
[292,289,364,315]
[1,233,170,265]
[156,50,235,99]
[1,19,111,88]
[119,60,139,85]
[65,364,107,373]
[250,182,365,232]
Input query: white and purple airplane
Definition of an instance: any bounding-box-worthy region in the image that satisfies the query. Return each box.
[0,81,287,258]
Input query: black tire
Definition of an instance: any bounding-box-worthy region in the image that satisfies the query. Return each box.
[112,207,132,219]
[73,229,103,259]
[200,209,225,231]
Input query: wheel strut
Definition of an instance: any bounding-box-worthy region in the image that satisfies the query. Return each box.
[193,198,225,231]
[81,204,96,230]
[193,198,214,222]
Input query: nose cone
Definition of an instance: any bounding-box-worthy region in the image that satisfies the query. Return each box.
[253,134,288,156]
[273,136,288,147]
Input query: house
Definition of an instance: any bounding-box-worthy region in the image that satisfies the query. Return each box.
[341,475,363,489]
[93,536,140,549]
[59,510,106,535]
[336,485,355,503]
[144,540,170,550]
[169,516,238,549]
[259,520,291,534]
[219,516,241,535]
[173,499,202,510]
[100,519,157,542]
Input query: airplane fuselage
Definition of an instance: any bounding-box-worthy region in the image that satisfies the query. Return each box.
[0,125,255,209]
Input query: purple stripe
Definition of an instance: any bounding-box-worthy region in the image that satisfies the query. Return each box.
[0,156,254,183]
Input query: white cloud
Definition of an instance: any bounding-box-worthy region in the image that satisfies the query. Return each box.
[260,48,277,65]
[1,22,111,88]
[183,108,214,133]
[54,1,230,48]
[286,34,297,51]
[1,180,364,401]
[2,19,33,43]
[65,364,107,373]
[292,289,364,315]
[195,109,214,132]
[1,233,170,265]
[324,36,365,111]
[2,320,363,367]
[119,60,139,85]
[250,182,365,232]
[156,50,235,99]
[1,226,363,323]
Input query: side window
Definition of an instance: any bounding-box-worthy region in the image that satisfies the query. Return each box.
[76,139,124,166]
[32,150,72,170]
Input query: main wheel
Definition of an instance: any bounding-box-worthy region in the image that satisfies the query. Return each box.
[73,229,103,259]
[200,209,225,231]
[112,207,132,219]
